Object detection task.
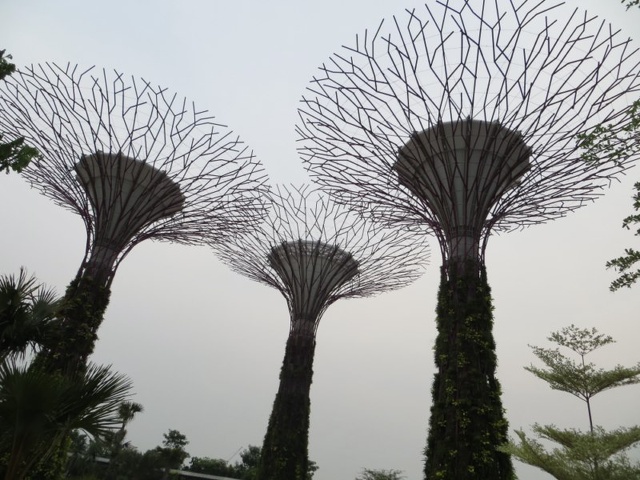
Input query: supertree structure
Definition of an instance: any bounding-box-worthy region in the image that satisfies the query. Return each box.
[296,1,640,478]
[0,63,269,375]
[213,184,428,480]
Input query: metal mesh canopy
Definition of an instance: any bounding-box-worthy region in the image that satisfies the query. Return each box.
[297,0,640,259]
[0,63,269,281]
[214,184,428,331]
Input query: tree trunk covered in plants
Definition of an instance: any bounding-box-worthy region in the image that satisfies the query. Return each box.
[424,260,514,480]
[37,275,110,377]
[29,273,111,480]
[257,329,316,480]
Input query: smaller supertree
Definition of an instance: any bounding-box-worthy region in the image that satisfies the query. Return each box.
[0,63,269,375]
[214,184,428,480]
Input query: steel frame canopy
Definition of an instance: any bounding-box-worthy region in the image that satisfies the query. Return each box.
[0,63,270,373]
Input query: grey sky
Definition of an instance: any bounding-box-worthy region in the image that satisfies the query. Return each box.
[1,1,639,479]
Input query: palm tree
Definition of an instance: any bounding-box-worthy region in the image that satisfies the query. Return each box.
[105,400,144,479]
[117,401,144,433]
[0,360,133,480]
[0,270,133,480]
[0,269,59,358]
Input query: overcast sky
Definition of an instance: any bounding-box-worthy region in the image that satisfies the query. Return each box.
[1,1,639,479]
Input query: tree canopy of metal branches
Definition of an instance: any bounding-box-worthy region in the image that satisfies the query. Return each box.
[295,1,640,478]
[0,63,269,374]
[297,0,640,263]
[214,184,428,480]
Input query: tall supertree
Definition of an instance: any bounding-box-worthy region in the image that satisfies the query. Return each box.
[213,184,428,480]
[296,1,640,478]
[0,63,269,376]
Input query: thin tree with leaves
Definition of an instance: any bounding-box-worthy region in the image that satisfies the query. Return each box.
[502,325,640,479]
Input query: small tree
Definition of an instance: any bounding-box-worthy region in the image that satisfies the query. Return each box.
[237,445,261,479]
[156,429,190,469]
[355,468,405,480]
[502,325,640,479]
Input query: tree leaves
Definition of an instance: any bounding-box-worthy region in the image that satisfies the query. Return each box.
[607,183,640,291]
[503,326,640,479]
[0,51,38,175]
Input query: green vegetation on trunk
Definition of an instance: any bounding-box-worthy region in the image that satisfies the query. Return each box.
[37,276,111,377]
[425,260,513,480]
[257,330,315,480]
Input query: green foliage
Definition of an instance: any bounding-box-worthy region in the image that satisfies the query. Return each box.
[0,360,133,480]
[0,50,39,175]
[424,262,514,480]
[110,448,164,480]
[103,401,144,480]
[355,468,405,480]
[578,100,640,167]
[37,276,111,376]
[162,429,189,450]
[503,325,640,479]
[504,426,640,480]
[188,456,238,478]
[239,445,261,479]
[0,269,59,358]
[78,428,191,480]
[240,445,261,464]
[188,445,268,480]
[606,182,640,291]
[526,348,640,404]
[0,136,38,175]
[0,50,16,80]
[525,325,640,431]
[577,38,640,291]
[577,39,640,290]
[154,429,190,469]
